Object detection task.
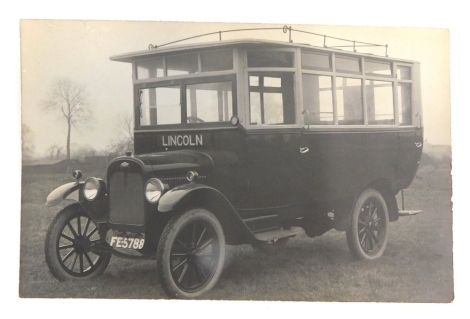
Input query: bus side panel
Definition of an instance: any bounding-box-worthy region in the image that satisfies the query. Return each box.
[367,131,400,186]
[298,130,368,203]
[396,62,423,190]
[397,127,423,190]
[299,130,402,206]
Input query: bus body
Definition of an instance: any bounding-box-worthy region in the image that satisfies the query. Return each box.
[45,38,422,298]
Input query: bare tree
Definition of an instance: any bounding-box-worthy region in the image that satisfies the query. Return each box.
[72,144,98,160]
[117,112,134,144]
[41,78,92,160]
[107,112,134,154]
[46,144,64,160]
[21,124,35,162]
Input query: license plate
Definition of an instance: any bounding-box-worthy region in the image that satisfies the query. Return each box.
[109,235,145,249]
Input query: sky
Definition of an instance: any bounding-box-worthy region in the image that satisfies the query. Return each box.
[21,20,450,158]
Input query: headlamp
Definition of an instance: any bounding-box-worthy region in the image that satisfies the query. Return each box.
[145,178,165,203]
[84,177,101,201]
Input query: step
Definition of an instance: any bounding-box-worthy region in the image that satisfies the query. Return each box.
[398,210,422,216]
[254,227,304,242]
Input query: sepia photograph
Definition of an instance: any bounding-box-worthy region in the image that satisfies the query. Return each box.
[17,18,454,303]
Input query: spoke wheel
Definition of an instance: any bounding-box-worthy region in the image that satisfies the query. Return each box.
[157,208,225,299]
[346,188,389,261]
[45,204,111,280]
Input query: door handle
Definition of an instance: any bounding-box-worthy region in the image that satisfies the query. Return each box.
[300,147,309,154]
[415,142,422,148]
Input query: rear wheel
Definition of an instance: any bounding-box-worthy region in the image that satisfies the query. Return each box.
[44,205,111,280]
[346,189,389,260]
[156,208,225,299]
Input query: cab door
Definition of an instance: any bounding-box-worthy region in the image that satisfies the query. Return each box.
[237,72,302,212]
[296,74,368,204]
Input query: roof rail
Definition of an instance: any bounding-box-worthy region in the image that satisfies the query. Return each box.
[148,25,389,57]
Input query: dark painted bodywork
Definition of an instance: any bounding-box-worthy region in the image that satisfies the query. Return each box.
[60,121,422,248]
[48,39,423,249]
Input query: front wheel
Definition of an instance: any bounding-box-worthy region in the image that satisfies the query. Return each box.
[44,205,111,280]
[156,208,225,299]
[346,189,389,261]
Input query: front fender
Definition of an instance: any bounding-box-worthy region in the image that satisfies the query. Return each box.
[157,183,256,245]
[158,183,212,212]
[46,182,83,207]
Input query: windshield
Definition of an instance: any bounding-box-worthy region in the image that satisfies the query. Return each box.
[139,80,233,126]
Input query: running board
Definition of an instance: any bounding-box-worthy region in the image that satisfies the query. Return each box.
[254,227,303,242]
[398,210,422,216]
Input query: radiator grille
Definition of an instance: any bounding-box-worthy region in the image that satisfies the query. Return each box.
[109,172,145,225]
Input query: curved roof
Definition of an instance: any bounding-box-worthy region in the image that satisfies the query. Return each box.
[110,38,415,63]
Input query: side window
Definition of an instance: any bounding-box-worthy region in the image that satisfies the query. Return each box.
[247,51,294,68]
[336,56,361,73]
[302,74,334,125]
[249,73,296,125]
[301,50,416,126]
[366,80,394,125]
[365,60,392,76]
[336,77,364,125]
[397,64,413,125]
[398,82,412,125]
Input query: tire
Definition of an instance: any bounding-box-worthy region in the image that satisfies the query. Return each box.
[346,188,389,261]
[44,205,111,281]
[156,208,225,299]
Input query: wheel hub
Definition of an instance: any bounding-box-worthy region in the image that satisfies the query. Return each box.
[73,235,91,254]
[187,246,199,262]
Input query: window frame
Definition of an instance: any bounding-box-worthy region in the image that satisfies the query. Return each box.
[364,59,393,78]
[244,48,300,130]
[133,74,237,131]
[246,48,296,69]
[396,63,413,80]
[248,72,297,126]
[395,62,414,126]
[133,48,236,82]
[301,51,332,71]
[299,49,416,129]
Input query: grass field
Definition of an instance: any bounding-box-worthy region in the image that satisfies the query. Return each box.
[19,154,453,302]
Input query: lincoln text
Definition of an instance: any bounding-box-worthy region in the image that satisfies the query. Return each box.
[162,135,203,146]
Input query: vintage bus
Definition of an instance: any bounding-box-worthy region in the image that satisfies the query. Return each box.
[45,32,423,299]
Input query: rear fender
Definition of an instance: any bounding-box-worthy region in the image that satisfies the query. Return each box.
[369,178,399,222]
[46,182,83,207]
[158,184,255,245]
[334,178,399,231]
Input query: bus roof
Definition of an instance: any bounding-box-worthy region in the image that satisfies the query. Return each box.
[110,38,417,64]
